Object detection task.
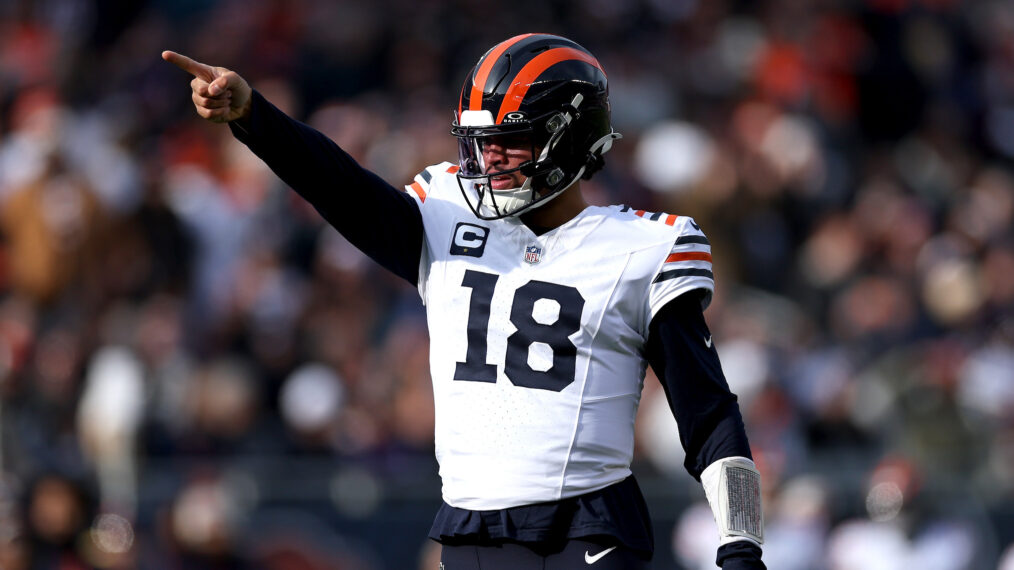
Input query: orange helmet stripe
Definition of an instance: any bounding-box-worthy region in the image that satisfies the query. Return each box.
[496,47,604,122]
[469,33,536,112]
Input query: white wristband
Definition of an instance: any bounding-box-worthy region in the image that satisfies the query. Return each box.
[700,456,764,545]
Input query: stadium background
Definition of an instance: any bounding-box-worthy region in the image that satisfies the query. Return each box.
[1,0,1014,568]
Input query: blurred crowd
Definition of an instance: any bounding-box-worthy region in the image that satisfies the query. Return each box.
[1,0,1013,568]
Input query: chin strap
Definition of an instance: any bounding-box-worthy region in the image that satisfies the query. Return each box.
[590,130,622,155]
[582,131,623,179]
[701,456,764,546]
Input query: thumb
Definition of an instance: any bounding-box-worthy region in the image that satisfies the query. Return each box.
[209,71,246,97]
[208,76,229,96]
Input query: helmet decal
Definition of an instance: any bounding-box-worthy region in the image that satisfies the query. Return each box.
[502,111,528,123]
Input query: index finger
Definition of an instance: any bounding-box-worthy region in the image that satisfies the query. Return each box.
[162,51,215,82]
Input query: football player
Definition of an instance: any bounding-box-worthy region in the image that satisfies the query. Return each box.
[164,33,765,569]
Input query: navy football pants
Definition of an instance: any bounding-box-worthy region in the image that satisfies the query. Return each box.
[439,538,650,569]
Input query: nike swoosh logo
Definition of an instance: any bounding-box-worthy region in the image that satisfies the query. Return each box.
[585,546,617,565]
[704,335,713,348]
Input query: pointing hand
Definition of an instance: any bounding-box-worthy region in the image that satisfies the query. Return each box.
[162,51,252,123]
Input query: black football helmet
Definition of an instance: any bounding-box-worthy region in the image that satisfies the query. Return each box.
[451,33,622,219]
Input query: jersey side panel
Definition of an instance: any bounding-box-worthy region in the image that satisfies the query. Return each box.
[558,208,686,496]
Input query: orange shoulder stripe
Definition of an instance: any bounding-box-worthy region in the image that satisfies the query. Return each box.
[408,181,426,203]
[665,251,713,263]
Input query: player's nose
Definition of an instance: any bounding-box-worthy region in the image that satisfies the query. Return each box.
[482,142,507,167]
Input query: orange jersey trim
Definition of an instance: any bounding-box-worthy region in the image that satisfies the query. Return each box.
[496,47,604,122]
[409,181,426,203]
[665,214,678,226]
[470,34,535,112]
[665,251,713,263]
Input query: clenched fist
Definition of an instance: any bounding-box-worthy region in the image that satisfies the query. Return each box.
[162,51,252,123]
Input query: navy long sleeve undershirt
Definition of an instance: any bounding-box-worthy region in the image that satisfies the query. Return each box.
[646,292,763,568]
[645,290,753,480]
[229,90,425,284]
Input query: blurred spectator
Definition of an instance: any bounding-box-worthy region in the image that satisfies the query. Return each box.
[279,362,346,453]
[0,148,106,306]
[21,472,97,569]
[166,474,252,569]
[761,476,829,570]
[77,346,145,516]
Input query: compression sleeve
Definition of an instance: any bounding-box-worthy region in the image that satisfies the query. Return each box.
[644,290,753,480]
[229,90,424,284]
[646,292,766,568]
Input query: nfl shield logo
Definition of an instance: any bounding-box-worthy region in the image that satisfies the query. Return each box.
[524,245,542,264]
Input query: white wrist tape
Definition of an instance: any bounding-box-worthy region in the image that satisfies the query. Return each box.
[701,456,764,545]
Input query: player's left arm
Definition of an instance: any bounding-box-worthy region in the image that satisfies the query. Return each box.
[646,291,766,570]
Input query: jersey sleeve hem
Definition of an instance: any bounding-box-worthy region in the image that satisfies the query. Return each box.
[649,280,714,321]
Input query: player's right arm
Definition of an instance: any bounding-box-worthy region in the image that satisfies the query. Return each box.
[162,51,424,284]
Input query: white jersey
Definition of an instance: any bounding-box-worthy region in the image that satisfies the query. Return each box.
[405,162,715,510]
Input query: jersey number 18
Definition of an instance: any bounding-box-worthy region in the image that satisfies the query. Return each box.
[454,269,585,392]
